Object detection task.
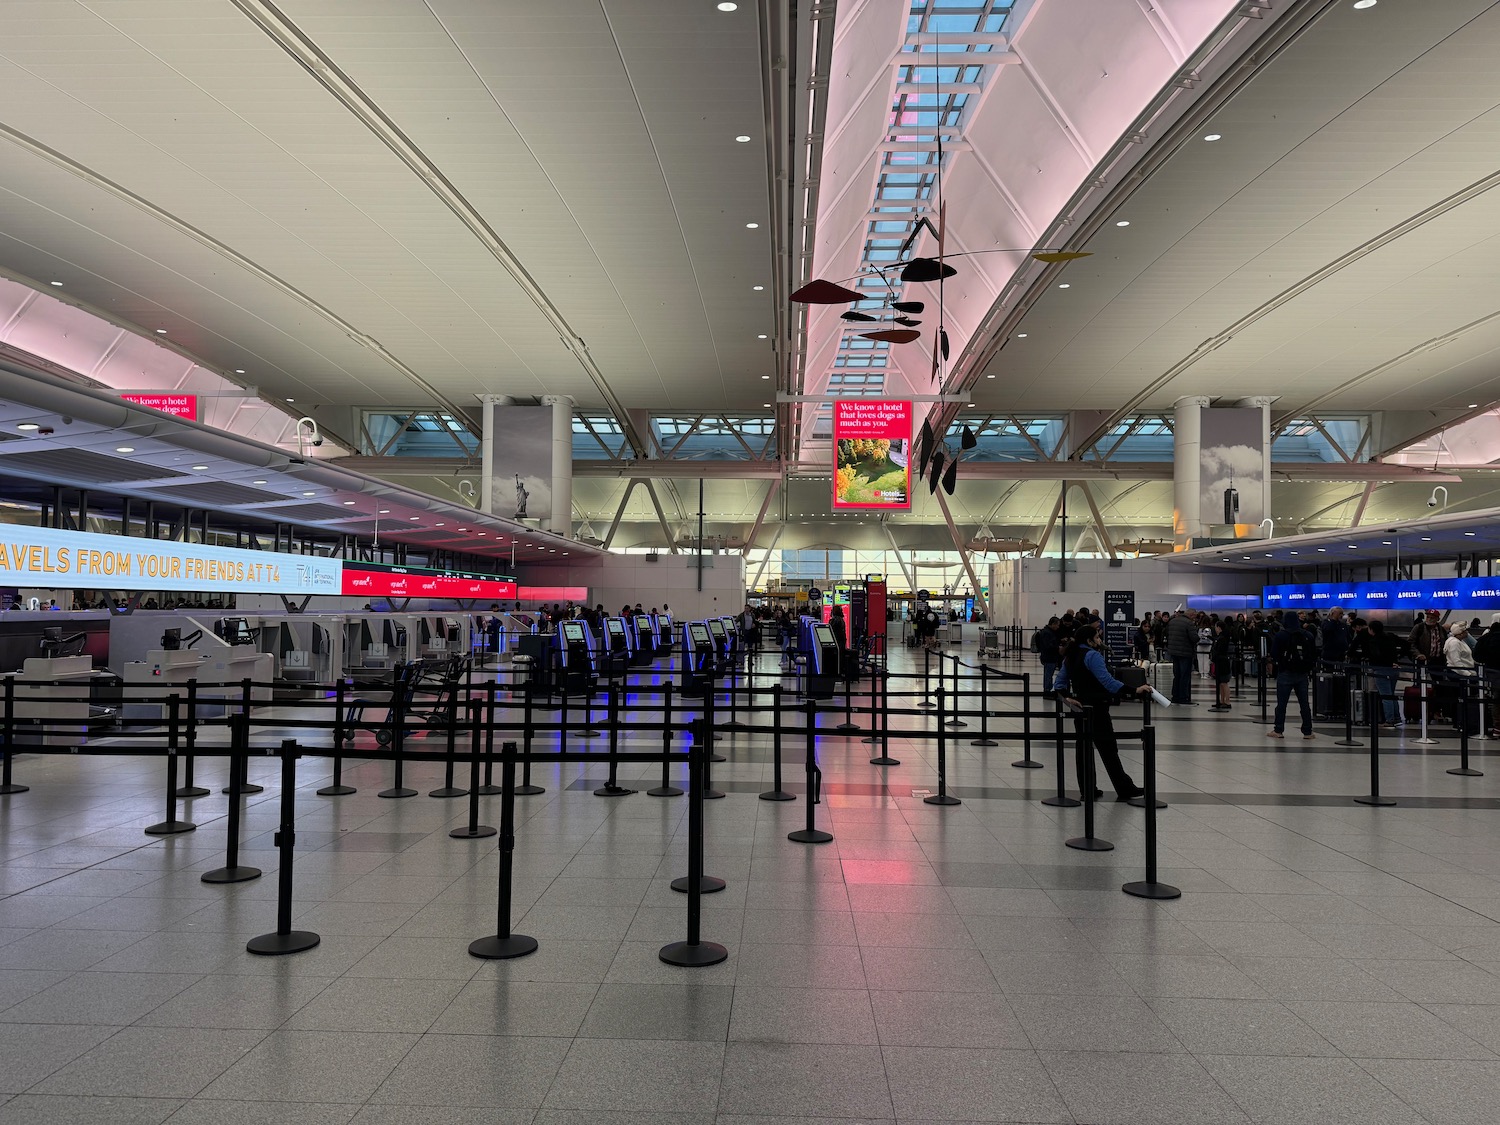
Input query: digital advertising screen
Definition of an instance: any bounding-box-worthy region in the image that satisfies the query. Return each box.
[341,561,516,601]
[832,399,912,510]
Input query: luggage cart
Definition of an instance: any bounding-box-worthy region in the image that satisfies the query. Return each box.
[978,628,1002,658]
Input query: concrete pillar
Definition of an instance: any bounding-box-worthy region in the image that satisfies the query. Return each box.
[1172,395,1210,550]
[1236,395,1276,532]
[478,394,513,516]
[542,394,574,537]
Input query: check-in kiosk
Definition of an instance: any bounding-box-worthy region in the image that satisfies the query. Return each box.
[122,621,275,721]
[807,620,841,699]
[719,616,740,661]
[602,616,632,676]
[629,614,655,665]
[682,621,715,697]
[706,616,729,668]
[555,620,595,693]
[5,629,116,746]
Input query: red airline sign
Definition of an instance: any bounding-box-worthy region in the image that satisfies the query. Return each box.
[121,393,198,420]
[341,562,516,601]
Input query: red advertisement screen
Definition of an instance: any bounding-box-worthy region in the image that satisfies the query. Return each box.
[832,399,911,510]
[341,562,516,601]
[121,393,198,420]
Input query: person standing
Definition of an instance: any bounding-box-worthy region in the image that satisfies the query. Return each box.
[1208,619,1234,712]
[1052,624,1149,802]
[1321,607,1351,669]
[1166,609,1198,705]
[1268,615,1316,740]
[1367,620,1401,727]
[1037,617,1062,700]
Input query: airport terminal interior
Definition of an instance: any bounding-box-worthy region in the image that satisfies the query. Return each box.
[7,0,1500,1122]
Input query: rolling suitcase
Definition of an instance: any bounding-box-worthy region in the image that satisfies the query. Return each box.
[1314,673,1347,719]
[1404,685,1424,721]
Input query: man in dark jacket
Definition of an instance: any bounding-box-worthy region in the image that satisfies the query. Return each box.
[1165,609,1198,705]
[1269,614,1317,739]
[1321,607,1351,667]
[1037,617,1061,699]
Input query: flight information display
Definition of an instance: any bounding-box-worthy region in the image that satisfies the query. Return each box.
[1263,577,1500,611]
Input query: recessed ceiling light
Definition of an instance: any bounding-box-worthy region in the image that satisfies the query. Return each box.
[155,329,167,334]
[343,500,356,506]
[1317,548,1327,552]
[191,464,207,471]
[1352,0,1376,8]
[253,479,267,485]
[49,281,63,287]
[735,135,751,142]
[1469,403,1480,408]
[409,516,420,521]
[478,532,488,537]
[746,222,759,229]
[17,423,38,431]
[302,491,316,497]
[717,1,737,9]
[378,509,390,514]
[1242,556,1251,560]
[758,334,768,339]
[1289,551,1298,555]
[1421,536,1432,541]
[752,285,765,291]
[1057,283,1071,289]
[1348,544,1357,549]
[967,402,975,408]
[1265,553,1273,557]
[1115,220,1131,227]
[116,445,135,453]
[1204,133,1222,142]
[760,374,770,380]
[458,527,468,531]
[1016,333,1028,338]
[1465,531,1477,536]
[234,369,245,374]
[986,374,996,379]
[762,403,771,408]
[436,522,444,527]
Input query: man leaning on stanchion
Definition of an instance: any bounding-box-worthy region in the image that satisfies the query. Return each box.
[1053,624,1150,803]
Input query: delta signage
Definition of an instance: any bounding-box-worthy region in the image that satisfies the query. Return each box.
[120,393,198,421]
[1264,577,1500,611]
[341,561,516,601]
[0,524,515,600]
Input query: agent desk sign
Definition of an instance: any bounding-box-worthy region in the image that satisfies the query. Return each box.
[0,525,341,595]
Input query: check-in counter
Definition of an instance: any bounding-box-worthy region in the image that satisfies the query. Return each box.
[121,645,274,721]
[5,655,109,746]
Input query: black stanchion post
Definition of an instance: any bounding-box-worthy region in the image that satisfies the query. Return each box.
[1066,711,1114,851]
[673,695,726,891]
[513,684,543,798]
[660,718,729,967]
[924,687,962,806]
[246,740,320,956]
[862,664,880,744]
[1122,726,1180,900]
[1355,691,1397,806]
[1014,670,1041,769]
[223,680,264,794]
[870,668,899,767]
[788,699,833,842]
[202,706,261,884]
[0,675,26,795]
[596,681,635,796]
[919,646,935,709]
[175,679,209,798]
[379,677,416,798]
[945,654,968,728]
[835,663,859,733]
[469,739,538,959]
[1449,678,1483,778]
[452,699,498,839]
[761,683,795,800]
[972,663,998,748]
[649,683,684,797]
[429,688,467,797]
[145,693,196,836]
[1041,697,1081,808]
[319,679,356,796]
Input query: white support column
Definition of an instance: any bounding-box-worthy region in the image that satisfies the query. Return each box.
[1172,396,1211,550]
[478,394,513,516]
[1236,395,1276,529]
[541,394,574,537]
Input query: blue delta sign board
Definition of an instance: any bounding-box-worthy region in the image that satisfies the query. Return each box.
[1263,577,1500,612]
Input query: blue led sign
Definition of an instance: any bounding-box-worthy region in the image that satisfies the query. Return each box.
[1263,577,1500,611]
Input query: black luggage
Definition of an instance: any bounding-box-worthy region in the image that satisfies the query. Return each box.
[1314,673,1347,718]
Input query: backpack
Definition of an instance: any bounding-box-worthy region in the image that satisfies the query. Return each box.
[1280,632,1313,675]
[1030,629,1042,653]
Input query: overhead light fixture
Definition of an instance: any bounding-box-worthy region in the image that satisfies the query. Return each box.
[1016,333,1028,338]
[1115,220,1130,227]
[1469,403,1480,409]
[286,398,295,403]
[1317,548,1327,552]
[49,281,63,287]
[986,374,996,379]
[17,423,38,431]
[1289,551,1298,556]
[116,445,135,453]
[1465,531,1477,537]
[1353,0,1376,8]
[458,527,468,531]
[191,464,207,471]
[1348,544,1358,549]
[343,500,356,506]
[378,509,390,514]
[155,329,167,334]
[752,285,764,291]
[302,491,316,497]
[1204,133,1222,142]
[436,522,445,527]
[762,403,771,408]
[757,334,768,339]
[409,516,420,521]
[1057,283,1071,289]
[717,1,737,9]
[1421,536,1432,541]
[746,222,759,229]
[253,479,267,484]
[761,374,770,380]
[234,369,245,374]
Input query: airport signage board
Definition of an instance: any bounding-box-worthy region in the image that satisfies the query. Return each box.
[0,524,340,594]
[341,561,516,601]
[832,399,911,510]
[121,393,198,420]
[1263,577,1500,611]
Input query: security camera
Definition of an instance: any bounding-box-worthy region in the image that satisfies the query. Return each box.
[1428,497,1438,508]
[311,435,324,447]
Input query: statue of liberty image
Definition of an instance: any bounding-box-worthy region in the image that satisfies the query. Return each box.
[514,474,530,519]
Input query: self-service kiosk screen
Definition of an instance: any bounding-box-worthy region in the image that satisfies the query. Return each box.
[635,615,652,634]
[607,619,625,637]
[707,618,726,638]
[688,623,712,647]
[812,624,836,647]
[562,622,585,643]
